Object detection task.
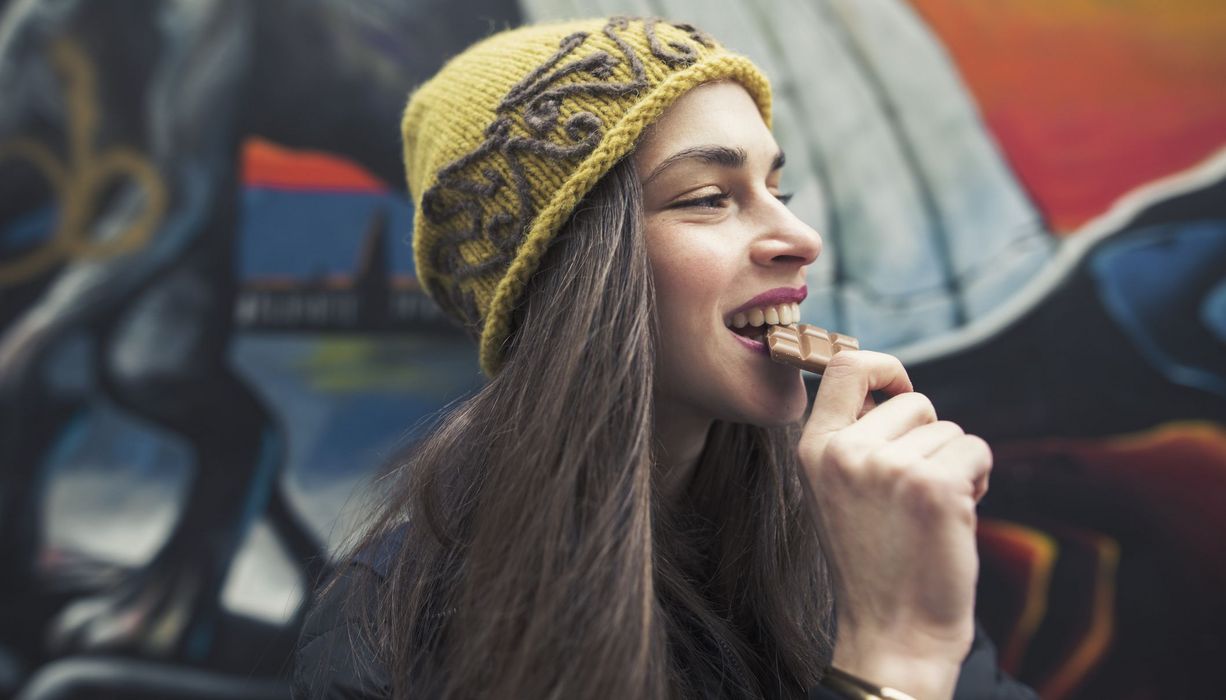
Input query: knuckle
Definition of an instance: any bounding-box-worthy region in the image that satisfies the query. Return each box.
[867,444,914,478]
[900,470,946,511]
[905,392,938,422]
[862,349,904,371]
[964,434,994,464]
[824,432,867,472]
[885,353,910,383]
[936,420,964,436]
[956,500,978,527]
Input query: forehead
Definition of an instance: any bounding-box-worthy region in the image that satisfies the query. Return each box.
[632,80,775,177]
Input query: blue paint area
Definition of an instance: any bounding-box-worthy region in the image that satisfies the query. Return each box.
[33,409,92,520]
[40,400,193,568]
[1,205,56,251]
[1203,279,1226,345]
[1090,220,1226,398]
[185,427,284,662]
[237,187,416,280]
[42,410,92,474]
[40,331,478,624]
[229,333,481,492]
[303,392,444,477]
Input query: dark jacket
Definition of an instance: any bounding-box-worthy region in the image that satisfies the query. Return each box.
[292,528,1036,699]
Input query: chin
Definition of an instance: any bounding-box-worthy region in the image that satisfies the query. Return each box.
[744,404,805,428]
[731,375,809,427]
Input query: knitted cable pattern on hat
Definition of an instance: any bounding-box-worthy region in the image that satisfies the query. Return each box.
[402,16,772,375]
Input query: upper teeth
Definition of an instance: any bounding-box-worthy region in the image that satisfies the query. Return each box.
[727,303,800,328]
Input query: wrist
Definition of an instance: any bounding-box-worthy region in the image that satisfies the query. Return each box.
[821,665,920,700]
[830,648,960,700]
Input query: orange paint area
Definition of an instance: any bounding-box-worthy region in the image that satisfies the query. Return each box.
[978,520,1119,699]
[977,519,1056,674]
[998,422,1226,585]
[908,0,1226,232]
[240,137,388,192]
[976,422,1225,696]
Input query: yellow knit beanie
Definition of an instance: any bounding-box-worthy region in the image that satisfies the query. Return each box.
[403,16,772,375]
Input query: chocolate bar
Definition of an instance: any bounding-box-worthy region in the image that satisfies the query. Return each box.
[766,324,859,373]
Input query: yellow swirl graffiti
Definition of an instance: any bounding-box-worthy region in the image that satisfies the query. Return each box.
[0,38,167,286]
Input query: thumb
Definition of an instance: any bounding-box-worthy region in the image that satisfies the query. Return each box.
[806,351,914,436]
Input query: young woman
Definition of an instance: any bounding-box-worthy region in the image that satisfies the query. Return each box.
[293,16,1035,700]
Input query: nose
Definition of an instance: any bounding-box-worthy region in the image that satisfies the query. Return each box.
[749,196,823,267]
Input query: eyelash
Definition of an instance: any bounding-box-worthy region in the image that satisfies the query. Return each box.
[675,191,794,209]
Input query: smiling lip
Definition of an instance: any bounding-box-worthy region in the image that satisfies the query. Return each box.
[727,285,807,320]
[729,329,770,355]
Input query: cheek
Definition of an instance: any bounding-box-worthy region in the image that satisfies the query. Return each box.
[650,253,725,394]
[650,247,728,321]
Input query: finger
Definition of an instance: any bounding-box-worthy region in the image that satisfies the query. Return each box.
[843,392,939,443]
[888,420,965,457]
[973,471,990,504]
[808,351,913,435]
[857,393,877,419]
[924,434,993,496]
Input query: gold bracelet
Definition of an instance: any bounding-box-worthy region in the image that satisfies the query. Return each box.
[820,665,919,700]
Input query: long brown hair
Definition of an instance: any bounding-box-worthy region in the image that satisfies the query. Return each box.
[329,155,834,698]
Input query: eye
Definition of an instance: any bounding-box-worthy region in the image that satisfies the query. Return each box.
[673,191,795,209]
[674,191,732,209]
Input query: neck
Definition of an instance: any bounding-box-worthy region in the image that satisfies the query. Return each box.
[654,401,713,506]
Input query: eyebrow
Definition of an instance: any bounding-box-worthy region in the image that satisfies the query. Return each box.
[643,145,786,186]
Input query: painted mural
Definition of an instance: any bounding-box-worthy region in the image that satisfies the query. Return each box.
[0,0,1222,698]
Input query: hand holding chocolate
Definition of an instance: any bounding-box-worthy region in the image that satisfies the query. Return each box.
[766,324,859,374]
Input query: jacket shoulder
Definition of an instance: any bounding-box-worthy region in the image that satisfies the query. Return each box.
[292,523,412,700]
[953,620,1038,700]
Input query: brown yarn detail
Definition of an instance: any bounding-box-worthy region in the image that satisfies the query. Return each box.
[671,23,716,50]
[643,17,713,67]
[418,16,708,327]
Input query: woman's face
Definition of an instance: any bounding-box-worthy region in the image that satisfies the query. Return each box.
[633,80,824,429]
